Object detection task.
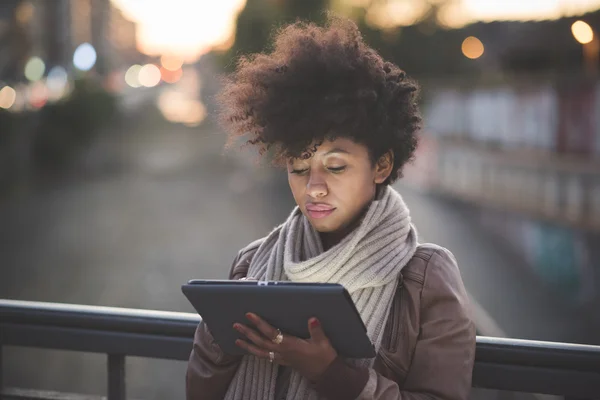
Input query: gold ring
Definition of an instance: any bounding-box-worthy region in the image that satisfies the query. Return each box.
[269,351,275,363]
[272,329,284,345]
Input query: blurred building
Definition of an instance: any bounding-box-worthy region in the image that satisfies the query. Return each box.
[70,0,140,75]
[0,0,139,83]
[109,3,138,66]
[407,40,600,320]
[32,0,71,69]
[0,0,30,82]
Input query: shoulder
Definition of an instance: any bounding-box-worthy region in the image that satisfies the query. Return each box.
[404,243,461,285]
[406,243,471,321]
[237,237,266,260]
[228,237,267,279]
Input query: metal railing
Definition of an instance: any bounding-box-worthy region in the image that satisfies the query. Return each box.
[1,299,600,400]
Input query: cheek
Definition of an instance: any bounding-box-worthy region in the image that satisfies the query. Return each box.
[354,177,377,205]
[333,172,376,208]
[287,176,305,204]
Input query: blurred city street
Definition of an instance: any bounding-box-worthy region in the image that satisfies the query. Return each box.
[2,0,600,398]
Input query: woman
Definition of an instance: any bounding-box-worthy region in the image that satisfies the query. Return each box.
[186,17,475,400]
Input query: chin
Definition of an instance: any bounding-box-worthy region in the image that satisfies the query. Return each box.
[307,218,343,233]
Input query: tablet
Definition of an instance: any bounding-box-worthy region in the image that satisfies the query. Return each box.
[181,280,376,358]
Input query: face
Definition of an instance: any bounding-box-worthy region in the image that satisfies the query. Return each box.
[287,138,392,236]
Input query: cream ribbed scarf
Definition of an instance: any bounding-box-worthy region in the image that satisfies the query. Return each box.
[224,186,418,400]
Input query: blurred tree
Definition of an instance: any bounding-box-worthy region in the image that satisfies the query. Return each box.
[341,0,470,78]
[220,0,328,69]
[219,0,469,78]
[218,0,600,81]
[356,0,460,28]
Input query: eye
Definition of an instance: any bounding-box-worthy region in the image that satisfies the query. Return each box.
[290,168,309,175]
[327,166,346,173]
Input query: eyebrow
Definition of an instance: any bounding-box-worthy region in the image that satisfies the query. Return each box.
[324,148,351,156]
[288,147,351,164]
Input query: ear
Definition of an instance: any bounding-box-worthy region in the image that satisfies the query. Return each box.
[374,150,394,184]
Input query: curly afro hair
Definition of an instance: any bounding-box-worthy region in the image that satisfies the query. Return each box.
[217,16,421,185]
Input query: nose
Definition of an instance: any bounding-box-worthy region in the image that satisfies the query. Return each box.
[306,170,328,198]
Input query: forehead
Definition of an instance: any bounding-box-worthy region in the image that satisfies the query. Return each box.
[287,137,370,164]
[311,137,365,156]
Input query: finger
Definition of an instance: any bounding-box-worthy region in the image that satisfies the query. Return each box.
[246,313,280,342]
[308,318,327,343]
[235,339,289,365]
[234,323,277,351]
[235,339,270,358]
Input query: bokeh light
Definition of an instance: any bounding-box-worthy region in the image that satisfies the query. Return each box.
[571,20,594,44]
[364,1,426,29]
[29,81,49,109]
[47,66,69,100]
[160,67,183,84]
[24,57,45,82]
[73,43,97,71]
[161,55,184,71]
[157,89,206,127]
[15,1,34,24]
[138,64,161,87]
[0,86,17,110]
[462,36,485,59]
[125,65,143,88]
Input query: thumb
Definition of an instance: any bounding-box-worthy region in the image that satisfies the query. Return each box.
[308,318,326,343]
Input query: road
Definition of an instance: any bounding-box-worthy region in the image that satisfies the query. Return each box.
[1,111,597,399]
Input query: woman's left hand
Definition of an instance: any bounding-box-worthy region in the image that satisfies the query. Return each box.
[234,313,338,382]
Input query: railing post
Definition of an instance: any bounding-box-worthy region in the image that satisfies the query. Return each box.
[0,345,3,393]
[108,354,126,400]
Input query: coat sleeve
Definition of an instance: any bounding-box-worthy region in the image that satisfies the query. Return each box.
[185,248,250,400]
[313,248,476,400]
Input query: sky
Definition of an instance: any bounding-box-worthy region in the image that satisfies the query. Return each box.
[111,0,246,61]
[111,0,600,60]
[463,0,600,22]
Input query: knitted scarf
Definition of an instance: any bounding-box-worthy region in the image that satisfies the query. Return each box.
[224,186,418,400]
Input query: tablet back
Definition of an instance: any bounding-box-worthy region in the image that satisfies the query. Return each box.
[182,280,376,358]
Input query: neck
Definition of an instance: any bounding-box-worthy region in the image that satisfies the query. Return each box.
[319,225,354,251]
[319,202,373,251]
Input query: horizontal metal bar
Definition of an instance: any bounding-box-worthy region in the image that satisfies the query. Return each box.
[2,298,600,397]
[0,299,199,338]
[473,361,600,397]
[475,336,600,371]
[0,387,105,399]
[1,323,192,361]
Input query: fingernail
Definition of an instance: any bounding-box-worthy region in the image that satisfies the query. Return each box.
[310,318,320,328]
[246,313,256,321]
[233,323,241,331]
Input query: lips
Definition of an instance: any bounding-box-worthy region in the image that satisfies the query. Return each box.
[306,203,335,212]
[306,203,335,219]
